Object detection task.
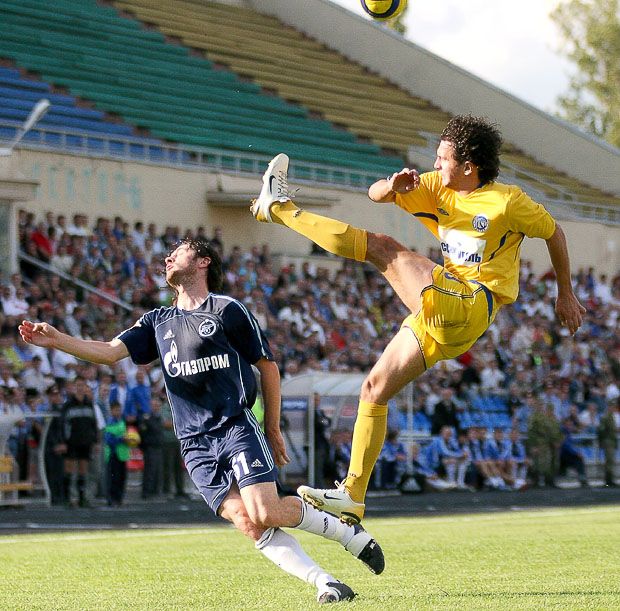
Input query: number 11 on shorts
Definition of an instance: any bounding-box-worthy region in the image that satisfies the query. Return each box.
[232,451,250,480]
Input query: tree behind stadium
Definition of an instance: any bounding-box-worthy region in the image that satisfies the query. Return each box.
[551,0,620,147]
[387,4,408,35]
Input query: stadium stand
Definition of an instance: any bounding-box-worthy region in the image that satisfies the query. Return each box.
[0,0,617,217]
[0,65,165,156]
[110,0,620,208]
[0,0,404,174]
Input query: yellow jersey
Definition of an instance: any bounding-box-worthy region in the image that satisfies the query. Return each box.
[394,171,556,304]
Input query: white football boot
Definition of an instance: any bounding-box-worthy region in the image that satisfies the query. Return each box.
[297,482,365,525]
[250,153,290,222]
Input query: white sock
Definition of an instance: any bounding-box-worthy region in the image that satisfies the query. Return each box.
[295,501,355,548]
[493,476,506,488]
[517,465,527,481]
[445,462,457,483]
[457,462,468,486]
[510,463,518,481]
[256,527,334,590]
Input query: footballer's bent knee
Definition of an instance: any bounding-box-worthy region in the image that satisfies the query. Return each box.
[220,504,264,541]
[246,504,281,531]
[366,233,405,268]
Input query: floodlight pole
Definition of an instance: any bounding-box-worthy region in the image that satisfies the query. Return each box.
[0,99,47,279]
[0,98,50,156]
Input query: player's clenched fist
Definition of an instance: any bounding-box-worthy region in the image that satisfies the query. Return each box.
[18,320,60,347]
[388,168,420,193]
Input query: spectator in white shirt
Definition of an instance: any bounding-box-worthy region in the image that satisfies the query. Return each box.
[50,244,74,274]
[578,402,600,434]
[330,293,349,321]
[131,221,147,251]
[480,360,506,394]
[605,379,620,403]
[66,213,90,237]
[0,359,19,388]
[51,348,79,380]
[593,274,613,305]
[20,355,53,394]
[54,214,68,238]
[1,286,29,317]
[147,223,165,255]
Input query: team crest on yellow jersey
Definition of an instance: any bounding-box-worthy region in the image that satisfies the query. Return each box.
[472,215,489,232]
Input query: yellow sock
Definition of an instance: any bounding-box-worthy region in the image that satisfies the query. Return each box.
[271,201,367,262]
[344,401,388,503]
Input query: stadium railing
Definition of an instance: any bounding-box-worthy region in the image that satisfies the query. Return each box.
[0,412,59,507]
[4,119,619,224]
[18,250,133,312]
[0,120,380,190]
[0,412,34,505]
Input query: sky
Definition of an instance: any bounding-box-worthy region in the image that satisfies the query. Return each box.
[332,0,573,114]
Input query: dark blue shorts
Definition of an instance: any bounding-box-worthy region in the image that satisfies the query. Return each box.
[180,408,277,515]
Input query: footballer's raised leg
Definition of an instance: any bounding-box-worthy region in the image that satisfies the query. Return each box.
[297,482,365,525]
[251,153,367,262]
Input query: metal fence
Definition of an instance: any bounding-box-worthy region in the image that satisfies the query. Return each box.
[2,120,618,225]
[0,121,379,190]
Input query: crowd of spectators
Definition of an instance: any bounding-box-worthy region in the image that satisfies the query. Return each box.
[1,209,619,504]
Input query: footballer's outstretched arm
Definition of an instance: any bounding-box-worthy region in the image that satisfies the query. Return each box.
[19,319,129,366]
[254,356,290,467]
[545,224,586,335]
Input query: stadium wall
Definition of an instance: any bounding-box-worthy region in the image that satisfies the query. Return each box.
[14,149,619,275]
[254,0,620,196]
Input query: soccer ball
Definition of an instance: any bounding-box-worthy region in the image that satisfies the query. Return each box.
[125,427,141,448]
[360,0,408,21]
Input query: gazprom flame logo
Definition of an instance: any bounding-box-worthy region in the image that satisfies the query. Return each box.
[163,340,181,377]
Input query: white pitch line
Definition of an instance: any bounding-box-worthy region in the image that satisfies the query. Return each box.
[0,526,232,545]
[370,505,620,526]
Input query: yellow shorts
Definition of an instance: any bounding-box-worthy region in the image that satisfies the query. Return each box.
[402,266,499,370]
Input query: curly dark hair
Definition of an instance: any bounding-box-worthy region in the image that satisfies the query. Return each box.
[172,237,223,292]
[440,115,503,185]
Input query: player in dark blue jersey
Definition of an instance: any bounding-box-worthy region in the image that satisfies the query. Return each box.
[19,237,384,604]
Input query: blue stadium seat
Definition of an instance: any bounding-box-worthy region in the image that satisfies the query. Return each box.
[413,411,431,433]
[0,64,166,152]
[490,396,508,412]
[457,411,473,430]
[471,396,485,411]
[581,446,595,463]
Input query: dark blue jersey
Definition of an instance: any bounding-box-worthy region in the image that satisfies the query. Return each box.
[117,293,273,439]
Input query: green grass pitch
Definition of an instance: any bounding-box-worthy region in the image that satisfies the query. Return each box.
[1,506,619,610]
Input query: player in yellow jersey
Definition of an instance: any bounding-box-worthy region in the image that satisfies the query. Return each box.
[251,115,585,524]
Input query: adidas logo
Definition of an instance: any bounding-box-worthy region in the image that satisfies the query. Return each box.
[251,459,264,468]
[163,330,175,340]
